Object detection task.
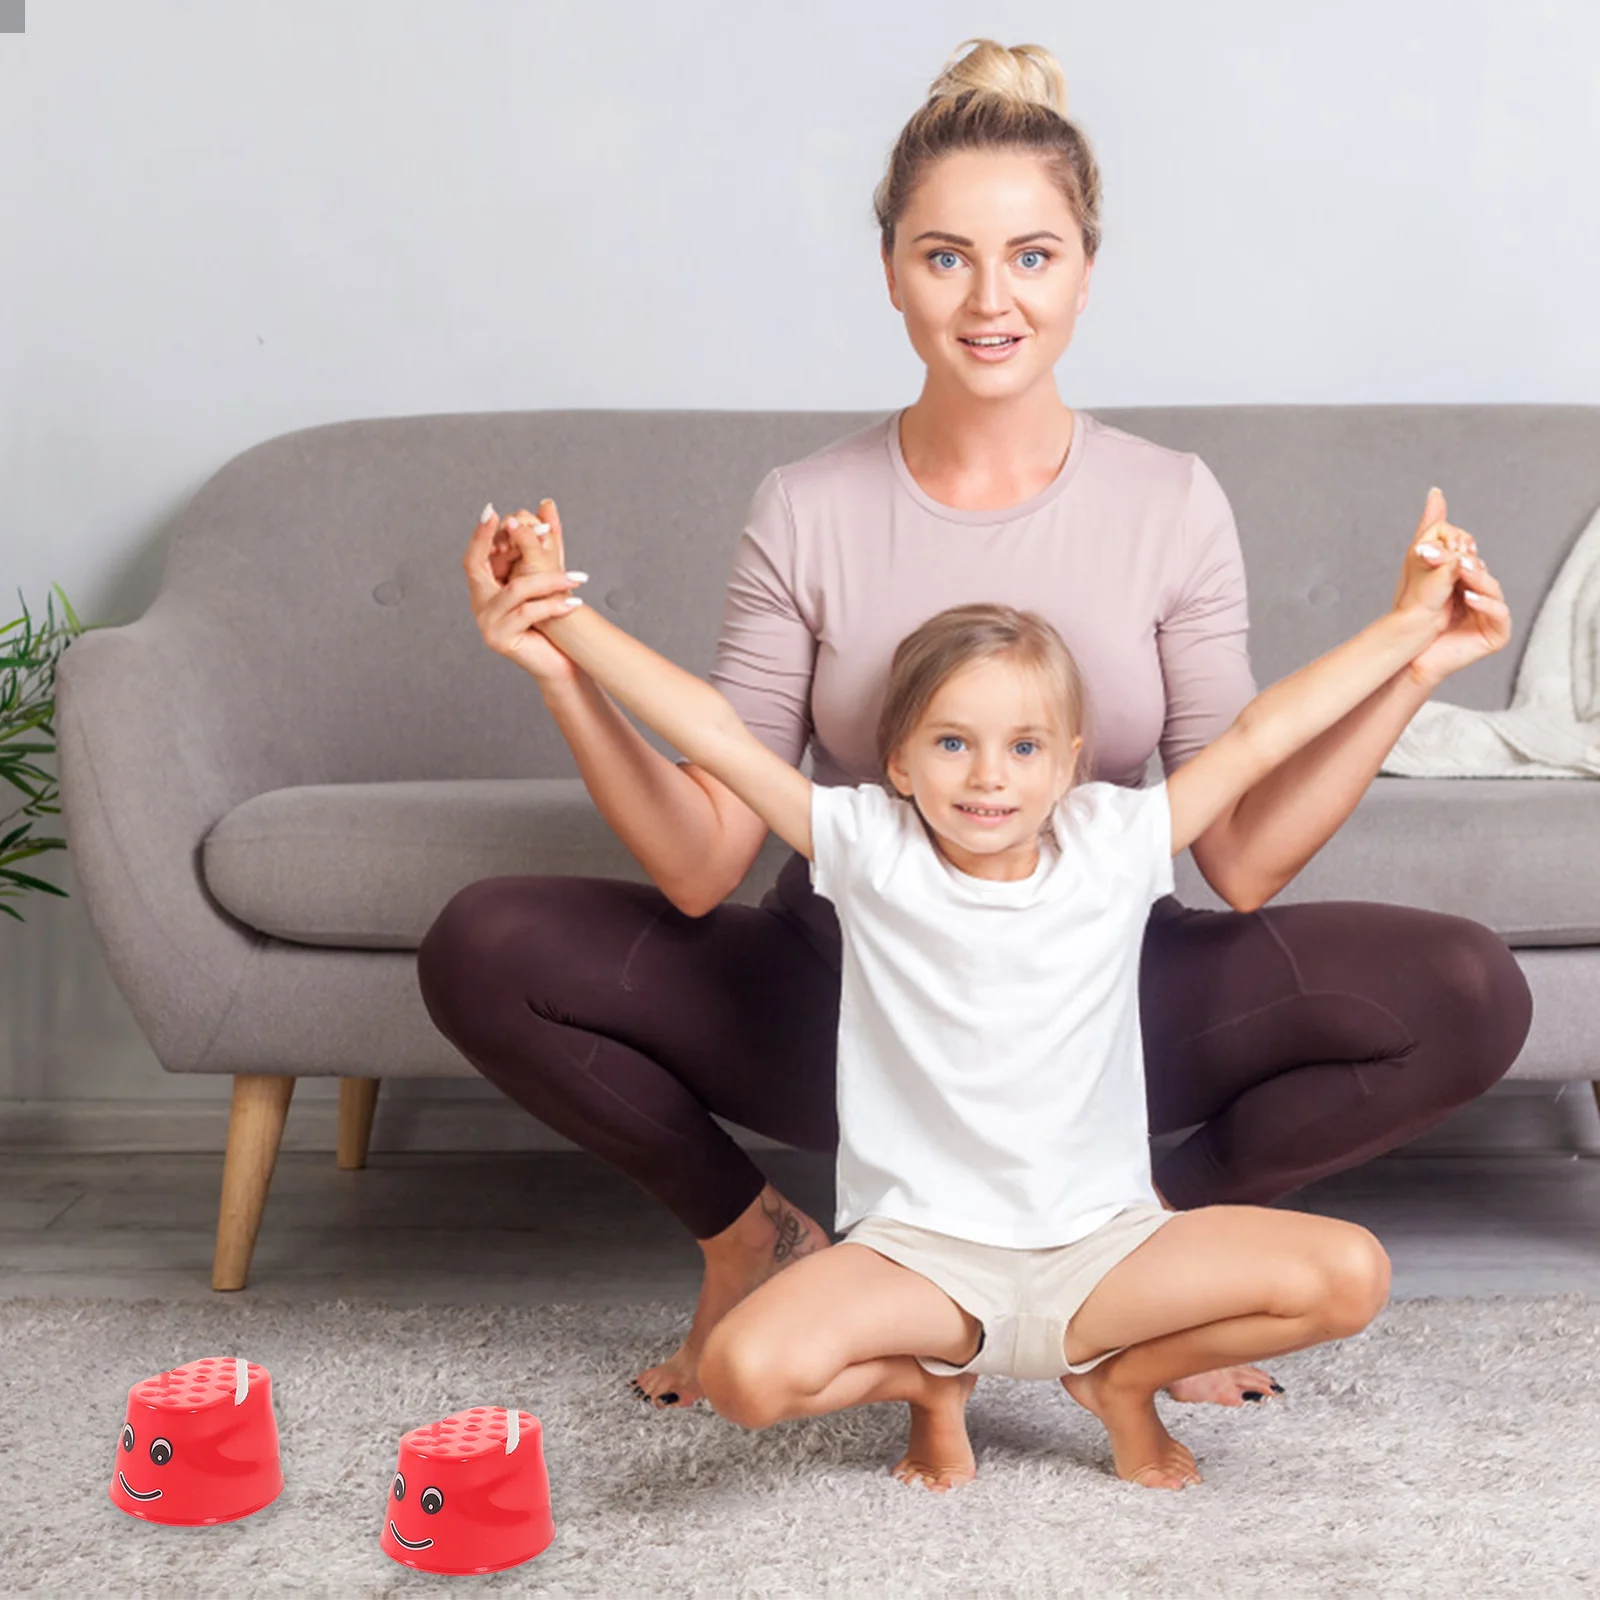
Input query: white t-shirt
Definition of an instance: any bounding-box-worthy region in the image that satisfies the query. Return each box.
[809,778,1176,1249]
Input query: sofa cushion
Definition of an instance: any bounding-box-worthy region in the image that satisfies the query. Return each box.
[201,778,798,949]
[203,775,1598,951]
[1171,774,1598,944]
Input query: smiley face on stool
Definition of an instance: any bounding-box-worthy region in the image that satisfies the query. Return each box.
[108,1358,283,1526]
[379,1407,554,1575]
[385,1470,448,1550]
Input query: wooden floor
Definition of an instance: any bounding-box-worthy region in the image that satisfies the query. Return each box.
[3,1148,1599,1303]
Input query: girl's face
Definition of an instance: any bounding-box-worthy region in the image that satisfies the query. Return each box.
[886,655,1082,881]
[881,147,1094,404]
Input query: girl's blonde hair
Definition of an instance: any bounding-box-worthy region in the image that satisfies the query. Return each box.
[873,38,1103,261]
[875,604,1095,840]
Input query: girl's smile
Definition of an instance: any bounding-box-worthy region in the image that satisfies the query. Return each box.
[954,802,1019,824]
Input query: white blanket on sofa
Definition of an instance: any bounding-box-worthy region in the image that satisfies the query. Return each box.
[1378,499,1600,778]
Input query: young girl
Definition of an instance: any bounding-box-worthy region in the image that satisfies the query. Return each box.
[479,493,1506,1494]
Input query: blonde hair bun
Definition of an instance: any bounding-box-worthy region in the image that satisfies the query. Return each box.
[927,38,1069,118]
[872,36,1101,261]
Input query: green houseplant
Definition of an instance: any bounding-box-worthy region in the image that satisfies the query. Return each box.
[1,584,88,922]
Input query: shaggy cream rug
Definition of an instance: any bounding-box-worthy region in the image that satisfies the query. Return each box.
[2,1295,1598,1597]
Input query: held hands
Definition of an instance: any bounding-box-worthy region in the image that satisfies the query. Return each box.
[462,485,1511,697]
[461,497,587,687]
[1392,487,1512,690]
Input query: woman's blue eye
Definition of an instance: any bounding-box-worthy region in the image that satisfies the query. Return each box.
[926,248,1051,270]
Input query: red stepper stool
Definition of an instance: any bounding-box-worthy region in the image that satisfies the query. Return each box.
[380,1406,554,1574]
[109,1358,283,1525]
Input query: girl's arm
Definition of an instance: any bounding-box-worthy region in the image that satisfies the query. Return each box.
[1167,542,1461,861]
[510,506,816,862]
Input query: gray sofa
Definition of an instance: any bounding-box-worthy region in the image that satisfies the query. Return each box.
[56,406,1600,1290]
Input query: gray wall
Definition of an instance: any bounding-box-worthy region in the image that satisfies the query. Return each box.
[3,1,1598,1152]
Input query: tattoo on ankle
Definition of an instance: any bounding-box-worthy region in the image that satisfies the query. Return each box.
[761,1195,811,1264]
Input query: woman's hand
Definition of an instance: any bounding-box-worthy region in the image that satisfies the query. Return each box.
[1392,487,1512,690]
[462,497,588,687]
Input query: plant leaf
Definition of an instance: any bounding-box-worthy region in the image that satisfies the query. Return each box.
[0,867,68,894]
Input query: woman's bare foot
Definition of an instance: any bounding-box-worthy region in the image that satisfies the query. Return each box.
[631,1183,830,1409]
[1060,1360,1202,1490]
[1165,1364,1283,1405]
[892,1370,980,1492]
[1144,1194,1281,1406]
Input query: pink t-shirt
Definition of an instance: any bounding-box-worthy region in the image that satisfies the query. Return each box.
[706,408,1256,798]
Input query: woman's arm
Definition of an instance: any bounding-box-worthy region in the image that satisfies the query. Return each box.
[499,494,815,864]
[477,482,819,913]
[534,671,761,915]
[467,504,767,918]
[1190,491,1509,912]
[1168,552,1454,862]
[1191,668,1433,913]
[538,600,816,862]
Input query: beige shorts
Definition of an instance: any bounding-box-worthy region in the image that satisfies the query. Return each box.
[844,1201,1174,1382]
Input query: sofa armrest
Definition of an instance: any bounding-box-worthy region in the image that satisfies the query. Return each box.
[55,615,267,1073]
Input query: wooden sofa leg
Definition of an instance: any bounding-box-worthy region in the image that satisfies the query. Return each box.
[337,1077,381,1171]
[212,1074,296,1292]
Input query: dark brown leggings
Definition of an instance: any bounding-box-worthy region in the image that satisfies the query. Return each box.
[415,850,1534,1239]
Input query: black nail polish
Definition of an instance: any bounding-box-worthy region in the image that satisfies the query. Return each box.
[1270,1382,1285,1394]
[659,1392,679,1405]
[1242,1390,1264,1401]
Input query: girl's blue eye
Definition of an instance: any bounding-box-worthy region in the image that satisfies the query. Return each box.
[930,250,961,270]
[936,736,1040,756]
[1018,249,1049,269]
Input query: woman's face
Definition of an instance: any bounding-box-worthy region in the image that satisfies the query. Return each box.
[882,147,1094,402]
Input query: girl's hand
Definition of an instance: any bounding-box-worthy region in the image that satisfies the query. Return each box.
[1392,487,1512,690]
[462,498,588,687]
[503,497,570,582]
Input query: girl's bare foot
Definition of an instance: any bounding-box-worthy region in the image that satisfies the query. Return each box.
[892,1370,980,1492]
[1165,1364,1283,1405]
[631,1184,830,1409]
[1060,1360,1202,1490]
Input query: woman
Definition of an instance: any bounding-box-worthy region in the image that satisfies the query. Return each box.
[417,38,1533,1415]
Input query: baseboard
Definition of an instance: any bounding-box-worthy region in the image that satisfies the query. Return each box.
[2,1080,1598,1157]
